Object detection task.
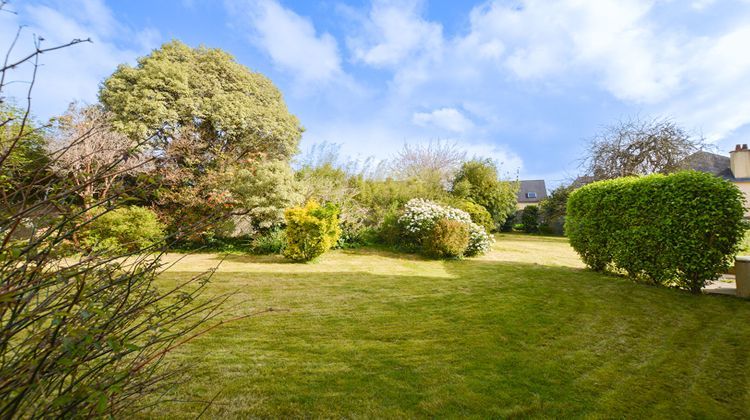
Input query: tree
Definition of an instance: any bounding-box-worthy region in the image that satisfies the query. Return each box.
[520,205,540,233]
[0,104,48,195]
[451,159,518,228]
[100,41,303,239]
[230,159,302,231]
[48,103,150,206]
[538,184,573,234]
[100,40,302,161]
[581,116,706,181]
[0,19,229,417]
[390,140,466,187]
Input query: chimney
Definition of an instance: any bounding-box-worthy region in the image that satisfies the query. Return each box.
[731,144,750,178]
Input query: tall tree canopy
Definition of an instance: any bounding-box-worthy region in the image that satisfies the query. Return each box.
[99,40,302,161]
[99,41,303,238]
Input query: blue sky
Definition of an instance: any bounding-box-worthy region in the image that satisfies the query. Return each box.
[3,0,750,185]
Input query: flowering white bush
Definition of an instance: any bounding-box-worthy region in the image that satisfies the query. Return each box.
[399,198,493,257]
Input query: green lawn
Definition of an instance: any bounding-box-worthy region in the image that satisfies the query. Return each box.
[148,234,750,418]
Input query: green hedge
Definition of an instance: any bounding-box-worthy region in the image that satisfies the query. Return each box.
[283,202,341,262]
[566,171,747,293]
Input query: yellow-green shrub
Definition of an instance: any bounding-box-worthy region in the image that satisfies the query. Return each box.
[83,206,165,254]
[566,171,747,293]
[423,217,470,258]
[283,202,341,262]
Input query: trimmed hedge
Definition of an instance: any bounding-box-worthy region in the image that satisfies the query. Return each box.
[283,202,341,262]
[566,171,747,293]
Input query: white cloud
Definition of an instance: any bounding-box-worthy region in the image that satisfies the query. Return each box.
[348,0,442,68]
[226,0,342,83]
[691,0,717,10]
[458,0,750,141]
[460,142,523,175]
[412,107,474,133]
[0,0,159,120]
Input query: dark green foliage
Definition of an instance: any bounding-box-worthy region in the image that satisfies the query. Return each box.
[500,212,516,232]
[82,206,165,254]
[539,185,573,236]
[520,205,540,233]
[283,202,341,262]
[451,159,517,228]
[251,229,286,255]
[422,217,470,259]
[375,206,409,249]
[566,171,747,292]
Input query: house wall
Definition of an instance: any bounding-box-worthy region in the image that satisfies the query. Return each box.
[734,181,750,217]
[516,202,540,210]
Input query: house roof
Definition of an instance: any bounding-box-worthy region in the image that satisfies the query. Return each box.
[681,151,736,181]
[517,180,548,203]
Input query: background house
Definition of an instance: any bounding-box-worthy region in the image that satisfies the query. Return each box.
[517,180,547,209]
[683,145,750,216]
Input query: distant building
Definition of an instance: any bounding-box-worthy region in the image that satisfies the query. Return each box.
[682,145,750,216]
[517,180,547,209]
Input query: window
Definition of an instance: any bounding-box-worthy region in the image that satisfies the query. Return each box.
[526,192,537,199]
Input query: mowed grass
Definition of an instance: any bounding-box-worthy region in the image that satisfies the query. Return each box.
[148,234,750,418]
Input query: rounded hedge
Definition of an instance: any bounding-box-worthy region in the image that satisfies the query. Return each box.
[566,171,747,293]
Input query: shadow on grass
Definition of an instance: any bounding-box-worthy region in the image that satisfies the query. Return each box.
[153,258,750,419]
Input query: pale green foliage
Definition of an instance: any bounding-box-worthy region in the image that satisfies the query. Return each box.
[100,40,302,161]
[0,104,47,191]
[230,160,302,230]
[283,202,341,262]
[83,206,165,254]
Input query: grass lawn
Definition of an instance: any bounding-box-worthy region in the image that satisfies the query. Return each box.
[148,234,750,418]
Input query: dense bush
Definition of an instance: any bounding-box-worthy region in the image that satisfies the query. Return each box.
[83,206,165,254]
[539,185,572,236]
[251,229,286,254]
[450,159,518,228]
[566,171,747,293]
[423,217,470,258]
[451,199,495,233]
[520,205,540,233]
[398,198,493,258]
[500,212,516,232]
[283,202,341,262]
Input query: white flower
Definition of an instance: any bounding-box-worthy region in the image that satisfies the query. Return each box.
[399,198,492,257]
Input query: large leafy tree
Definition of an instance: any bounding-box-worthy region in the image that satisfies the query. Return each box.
[99,41,303,237]
[451,159,518,228]
[100,40,302,161]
